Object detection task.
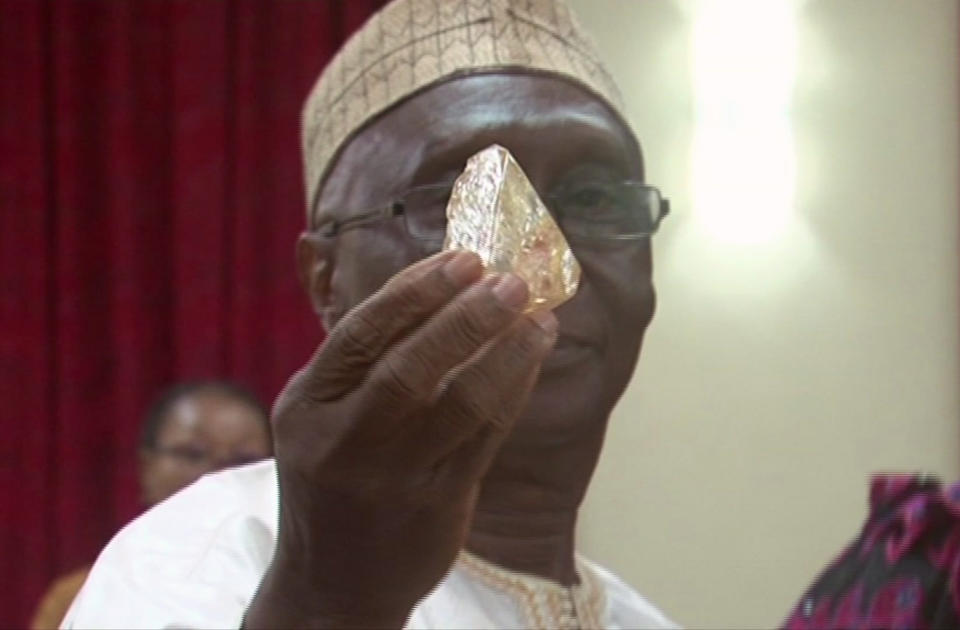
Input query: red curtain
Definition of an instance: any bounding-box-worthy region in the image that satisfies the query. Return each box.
[0,1,383,626]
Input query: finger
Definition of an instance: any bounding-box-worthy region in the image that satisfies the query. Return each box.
[407,309,558,464]
[363,273,531,409]
[302,251,484,400]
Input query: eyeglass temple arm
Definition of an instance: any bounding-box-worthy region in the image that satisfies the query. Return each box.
[321,203,405,237]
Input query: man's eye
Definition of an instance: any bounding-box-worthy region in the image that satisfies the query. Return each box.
[564,186,616,212]
[556,184,625,223]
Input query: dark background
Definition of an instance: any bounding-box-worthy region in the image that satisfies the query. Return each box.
[0,1,383,625]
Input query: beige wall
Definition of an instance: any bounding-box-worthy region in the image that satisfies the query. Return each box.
[571,1,960,627]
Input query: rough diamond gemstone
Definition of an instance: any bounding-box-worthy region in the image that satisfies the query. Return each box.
[442,144,581,312]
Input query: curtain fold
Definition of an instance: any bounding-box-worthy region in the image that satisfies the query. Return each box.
[0,1,383,625]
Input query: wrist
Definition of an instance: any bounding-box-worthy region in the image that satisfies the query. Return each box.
[244,555,411,629]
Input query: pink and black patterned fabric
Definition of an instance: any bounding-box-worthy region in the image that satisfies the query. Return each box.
[784,474,960,629]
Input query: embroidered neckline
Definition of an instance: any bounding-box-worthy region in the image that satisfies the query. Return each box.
[455,550,606,629]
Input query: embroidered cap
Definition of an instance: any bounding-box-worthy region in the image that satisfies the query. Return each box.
[301,0,635,227]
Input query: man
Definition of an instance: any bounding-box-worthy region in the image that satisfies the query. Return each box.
[64,1,675,627]
[32,381,272,629]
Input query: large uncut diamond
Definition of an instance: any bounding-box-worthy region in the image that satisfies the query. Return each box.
[442,145,580,312]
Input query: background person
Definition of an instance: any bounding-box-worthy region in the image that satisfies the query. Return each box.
[29,381,272,630]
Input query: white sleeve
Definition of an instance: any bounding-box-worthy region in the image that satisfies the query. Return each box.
[61,462,278,630]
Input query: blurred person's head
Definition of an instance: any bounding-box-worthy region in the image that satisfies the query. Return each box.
[138,381,272,505]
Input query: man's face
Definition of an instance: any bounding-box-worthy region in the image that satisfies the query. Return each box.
[139,393,272,505]
[309,74,656,452]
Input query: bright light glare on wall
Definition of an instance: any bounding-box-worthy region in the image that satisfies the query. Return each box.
[691,0,798,246]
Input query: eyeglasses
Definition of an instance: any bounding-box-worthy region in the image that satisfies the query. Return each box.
[316,180,670,245]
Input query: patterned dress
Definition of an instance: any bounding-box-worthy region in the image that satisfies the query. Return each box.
[784,474,960,629]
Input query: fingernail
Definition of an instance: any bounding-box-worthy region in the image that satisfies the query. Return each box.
[443,252,482,286]
[491,274,529,309]
[528,309,558,336]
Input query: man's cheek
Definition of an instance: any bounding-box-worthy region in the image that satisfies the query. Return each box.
[338,235,421,303]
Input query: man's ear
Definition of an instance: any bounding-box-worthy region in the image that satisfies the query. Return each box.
[296,232,335,330]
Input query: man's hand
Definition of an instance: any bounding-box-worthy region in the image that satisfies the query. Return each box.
[244,251,557,629]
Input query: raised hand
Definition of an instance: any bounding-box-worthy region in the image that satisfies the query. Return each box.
[245,251,557,629]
